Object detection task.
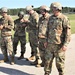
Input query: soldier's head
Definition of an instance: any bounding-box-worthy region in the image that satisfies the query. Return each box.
[50,2,62,11]
[40,5,50,15]
[0,7,8,16]
[18,11,24,18]
[50,2,62,15]
[26,5,34,14]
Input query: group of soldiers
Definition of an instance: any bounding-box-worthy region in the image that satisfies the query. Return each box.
[0,2,71,75]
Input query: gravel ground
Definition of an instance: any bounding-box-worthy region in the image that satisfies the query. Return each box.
[0,34,75,75]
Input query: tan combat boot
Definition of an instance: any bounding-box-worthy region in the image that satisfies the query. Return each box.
[10,56,15,65]
[27,56,36,61]
[36,58,42,67]
[30,59,38,65]
[0,57,9,63]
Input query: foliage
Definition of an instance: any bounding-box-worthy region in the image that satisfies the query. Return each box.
[66,14,75,34]
[0,7,73,15]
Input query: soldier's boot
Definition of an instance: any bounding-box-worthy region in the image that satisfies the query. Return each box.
[40,62,44,67]
[36,58,42,67]
[10,56,15,65]
[30,59,38,65]
[0,56,9,63]
[26,55,36,61]
[44,72,50,75]
[18,53,24,60]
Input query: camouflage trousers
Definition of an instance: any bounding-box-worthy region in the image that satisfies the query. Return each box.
[13,36,26,54]
[29,30,38,56]
[38,38,47,65]
[1,36,14,57]
[44,43,65,75]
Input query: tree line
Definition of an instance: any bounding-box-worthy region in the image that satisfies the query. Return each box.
[2,7,75,15]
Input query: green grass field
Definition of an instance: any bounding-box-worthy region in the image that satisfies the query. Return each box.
[66,14,75,34]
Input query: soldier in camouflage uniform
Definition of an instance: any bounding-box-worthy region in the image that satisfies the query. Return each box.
[0,7,14,65]
[25,6,39,62]
[44,2,71,75]
[37,5,50,67]
[13,11,26,60]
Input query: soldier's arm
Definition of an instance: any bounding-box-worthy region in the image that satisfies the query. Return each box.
[28,13,39,27]
[63,16,71,47]
[3,16,14,30]
[34,14,39,27]
[21,22,28,27]
[43,19,50,48]
[13,19,18,31]
[0,18,5,30]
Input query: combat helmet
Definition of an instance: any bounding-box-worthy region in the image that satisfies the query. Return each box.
[18,11,24,17]
[50,2,62,11]
[26,5,34,11]
[1,7,8,13]
[40,5,50,12]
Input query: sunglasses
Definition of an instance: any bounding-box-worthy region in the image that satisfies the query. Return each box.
[40,9,46,13]
[52,7,58,11]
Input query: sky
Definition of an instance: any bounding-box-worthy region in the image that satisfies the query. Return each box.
[0,0,75,9]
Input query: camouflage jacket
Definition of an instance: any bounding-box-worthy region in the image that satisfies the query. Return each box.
[38,13,50,38]
[14,18,26,36]
[27,11,39,31]
[47,13,71,46]
[0,15,14,36]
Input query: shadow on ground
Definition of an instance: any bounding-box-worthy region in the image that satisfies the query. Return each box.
[0,67,32,75]
[0,54,4,60]
[14,56,33,66]
[0,53,35,67]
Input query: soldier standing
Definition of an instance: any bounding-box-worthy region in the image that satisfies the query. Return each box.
[37,5,50,67]
[25,6,39,61]
[13,11,26,60]
[0,7,14,65]
[44,2,71,75]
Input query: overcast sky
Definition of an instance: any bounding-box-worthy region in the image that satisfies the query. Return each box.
[0,0,75,8]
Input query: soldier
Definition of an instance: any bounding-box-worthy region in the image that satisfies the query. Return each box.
[25,5,39,62]
[37,5,50,67]
[13,11,26,60]
[44,2,71,75]
[0,7,14,65]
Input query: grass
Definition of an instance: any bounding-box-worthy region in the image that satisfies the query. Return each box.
[66,14,75,34]
[66,14,75,20]
[70,20,75,34]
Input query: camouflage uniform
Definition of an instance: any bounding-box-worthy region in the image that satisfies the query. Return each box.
[13,11,26,59]
[38,5,50,67]
[44,2,71,75]
[0,7,14,65]
[26,6,39,60]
